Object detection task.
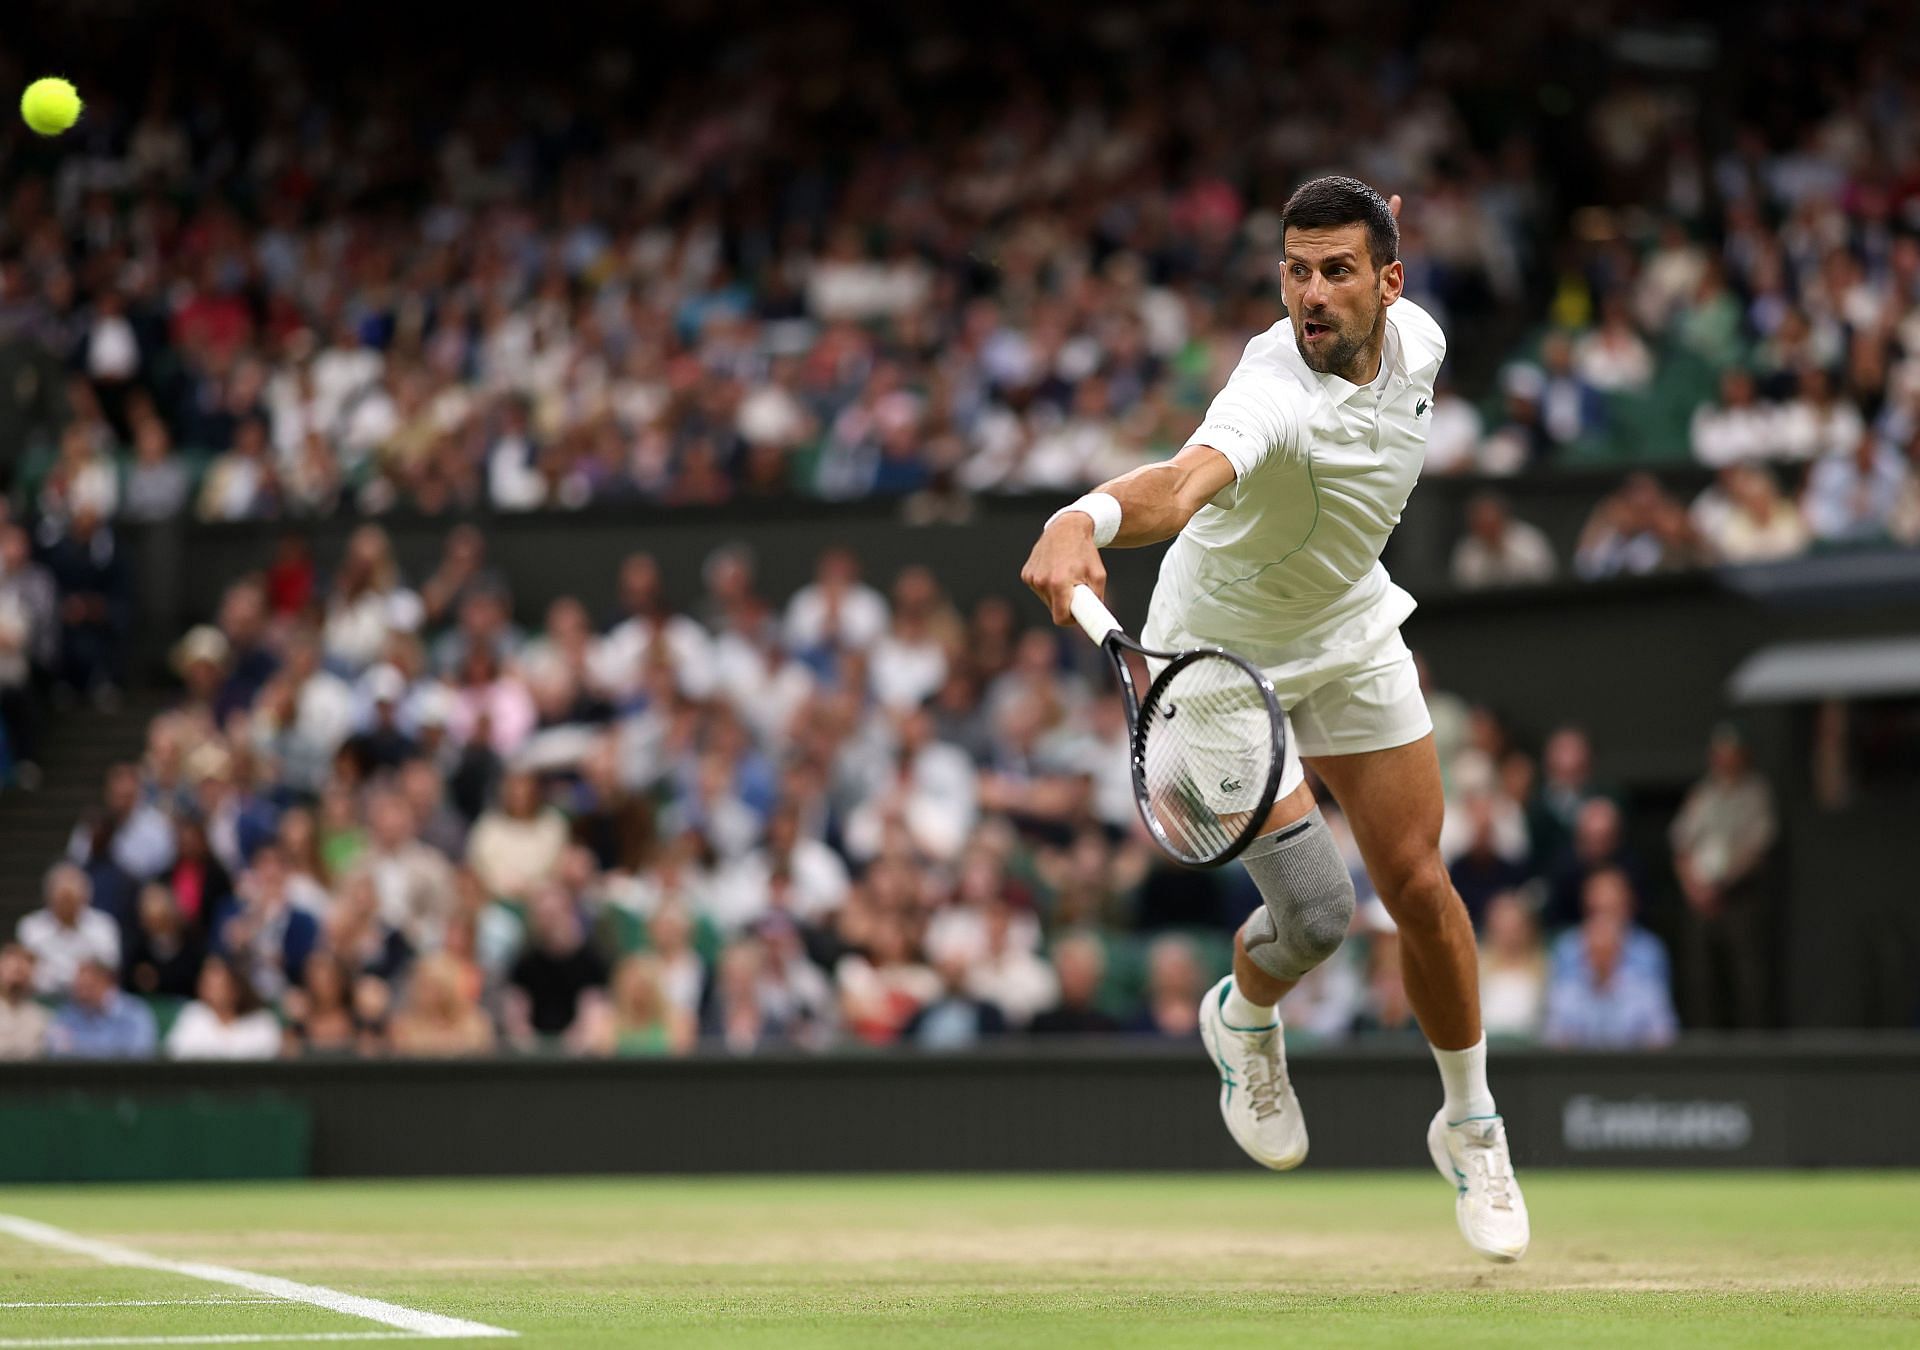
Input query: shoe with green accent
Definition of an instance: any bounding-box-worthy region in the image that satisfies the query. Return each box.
[1427,1110,1529,1262]
[1197,976,1308,1170]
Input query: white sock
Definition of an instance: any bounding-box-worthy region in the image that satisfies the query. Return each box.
[1430,1036,1497,1122]
[1222,976,1277,1029]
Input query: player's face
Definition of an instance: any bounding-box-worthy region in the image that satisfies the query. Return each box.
[1281,223,1404,380]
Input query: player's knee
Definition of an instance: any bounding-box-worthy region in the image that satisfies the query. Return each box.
[1377,852,1456,933]
[1238,809,1356,981]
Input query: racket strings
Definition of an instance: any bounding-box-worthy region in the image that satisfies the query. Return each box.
[1137,653,1277,863]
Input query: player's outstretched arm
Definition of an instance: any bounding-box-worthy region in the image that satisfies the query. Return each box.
[1020,443,1237,625]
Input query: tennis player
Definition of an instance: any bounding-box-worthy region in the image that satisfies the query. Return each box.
[1021,177,1528,1262]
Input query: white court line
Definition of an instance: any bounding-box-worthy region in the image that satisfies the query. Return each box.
[0,1336,423,1348]
[0,1215,515,1341]
[0,1301,281,1309]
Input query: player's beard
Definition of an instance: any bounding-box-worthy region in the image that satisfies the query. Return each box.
[1293,301,1384,381]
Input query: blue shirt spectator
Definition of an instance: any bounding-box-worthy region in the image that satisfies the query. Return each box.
[1802,434,1908,545]
[1549,868,1670,988]
[1544,915,1678,1049]
[47,960,157,1059]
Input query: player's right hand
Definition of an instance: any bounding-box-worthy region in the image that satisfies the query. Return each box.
[1020,516,1107,626]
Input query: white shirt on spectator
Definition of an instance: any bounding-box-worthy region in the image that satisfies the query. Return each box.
[592,615,718,701]
[1450,523,1557,589]
[784,583,889,654]
[1691,402,1780,466]
[164,1005,282,1060]
[1774,399,1864,463]
[842,742,978,864]
[1421,396,1484,474]
[488,433,547,511]
[713,636,816,743]
[18,908,120,996]
[869,632,948,712]
[707,840,852,933]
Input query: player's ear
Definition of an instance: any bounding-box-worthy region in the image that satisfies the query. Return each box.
[1378,258,1404,307]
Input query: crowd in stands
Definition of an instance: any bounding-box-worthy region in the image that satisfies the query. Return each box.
[0,529,1780,1061]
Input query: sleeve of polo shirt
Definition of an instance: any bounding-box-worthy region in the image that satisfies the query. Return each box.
[1182,359,1306,483]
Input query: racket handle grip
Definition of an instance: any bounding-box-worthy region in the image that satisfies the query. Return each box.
[1069,584,1122,645]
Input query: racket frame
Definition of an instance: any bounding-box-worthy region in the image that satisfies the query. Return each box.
[1068,584,1286,868]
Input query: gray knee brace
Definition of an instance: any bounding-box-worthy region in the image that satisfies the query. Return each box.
[1239,808,1356,981]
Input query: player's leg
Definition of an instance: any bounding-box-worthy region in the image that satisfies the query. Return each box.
[1301,734,1477,1048]
[1295,643,1528,1262]
[1306,734,1527,1261]
[1198,713,1355,1171]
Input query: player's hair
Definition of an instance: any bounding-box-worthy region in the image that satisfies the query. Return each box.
[1281,175,1399,268]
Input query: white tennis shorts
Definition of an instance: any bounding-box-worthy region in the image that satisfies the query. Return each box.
[1139,620,1432,813]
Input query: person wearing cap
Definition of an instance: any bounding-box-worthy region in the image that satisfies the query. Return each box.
[172,624,231,718]
[1671,724,1777,1029]
[340,663,418,778]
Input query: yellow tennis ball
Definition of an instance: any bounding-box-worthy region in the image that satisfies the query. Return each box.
[21,78,82,136]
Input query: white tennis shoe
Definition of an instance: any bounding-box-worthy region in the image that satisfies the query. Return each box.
[1427,1110,1530,1262]
[1198,976,1309,1170]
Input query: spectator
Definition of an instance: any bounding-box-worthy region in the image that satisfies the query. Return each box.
[1478,894,1547,1040]
[1549,868,1671,991]
[870,568,958,712]
[1572,297,1654,393]
[1530,726,1599,873]
[1671,725,1777,1030]
[321,525,417,673]
[467,769,570,904]
[211,844,321,1003]
[1691,464,1811,565]
[121,415,191,522]
[17,862,120,995]
[1419,380,1487,475]
[1574,473,1700,579]
[1450,491,1557,589]
[389,951,497,1057]
[282,952,363,1057]
[580,954,695,1057]
[1542,912,1679,1049]
[1690,368,1778,467]
[0,526,54,782]
[46,958,157,1059]
[197,415,280,521]
[68,762,176,893]
[1536,332,1607,449]
[0,943,49,1059]
[1802,430,1909,546]
[1129,935,1205,1039]
[43,504,129,703]
[1446,794,1533,931]
[357,787,457,950]
[505,885,609,1046]
[339,665,419,779]
[1029,933,1119,1035]
[1480,364,1552,472]
[902,950,1009,1050]
[122,884,206,1000]
[783,547,889,663]
[1775,368,1864,464]
[165,955,282,1059]
[1544,798,1648,933]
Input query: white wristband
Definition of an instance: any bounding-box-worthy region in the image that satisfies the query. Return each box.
[1047,491,1122,548]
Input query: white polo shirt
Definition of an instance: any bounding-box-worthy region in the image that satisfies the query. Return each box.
[1144,298,1446,697]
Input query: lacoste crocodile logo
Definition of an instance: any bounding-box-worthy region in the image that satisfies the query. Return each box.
[1416,398,1429,417]
[1220,776,1244,794]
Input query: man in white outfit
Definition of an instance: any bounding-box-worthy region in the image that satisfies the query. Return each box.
[1022,177,1529,1262]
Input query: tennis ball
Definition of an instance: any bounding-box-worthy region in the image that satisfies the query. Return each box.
[21,78,82,136]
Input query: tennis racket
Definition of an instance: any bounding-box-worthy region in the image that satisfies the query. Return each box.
[1068,584,1286,868]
